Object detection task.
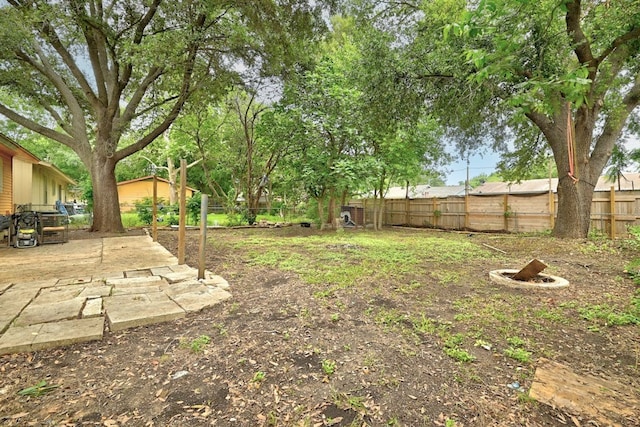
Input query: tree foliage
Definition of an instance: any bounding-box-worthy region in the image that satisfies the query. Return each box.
[273,15,448,228]
[439,0,640,237]
[0,0,328,231]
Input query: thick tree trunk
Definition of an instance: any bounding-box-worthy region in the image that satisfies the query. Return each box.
[90,155,125,233]
[327,194,336,229]
[372,196,380,231]
[554,178,594,238]
[530,103,613,239]
[167,158,178,205]
[377,197,384,230]
[317,196,326,230]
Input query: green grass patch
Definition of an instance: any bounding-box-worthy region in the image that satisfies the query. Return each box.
[504,347,532,363]
[443,333,475,363]
[231,231,493,291]
[181,335,211,353]
[534,307,567,323]
[578,304,639,326]
[411,314,437,334]
[444,346,475,363]
[430,270,462,285]
[17,380,60,397]
[374,308,407,328]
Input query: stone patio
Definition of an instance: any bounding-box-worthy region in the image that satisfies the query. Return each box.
[0,234,231,355]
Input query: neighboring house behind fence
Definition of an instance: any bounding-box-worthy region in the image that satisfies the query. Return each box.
[350,175,640,238]
[117,175,196,212]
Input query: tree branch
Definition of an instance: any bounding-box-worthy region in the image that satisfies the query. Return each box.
[0,103,78,150]
[565,0,596,74]
[118,0,161,93]
[118,66,164,126]
[38,100,76,138]
[15,47,88,137]
[591,75,640,175]
[525,109,564,151]
[38,14,100,109]
[114,12,206,161]
[596,25,640,65]
[72,0,110,105]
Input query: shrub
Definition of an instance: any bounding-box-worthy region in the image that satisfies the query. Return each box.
[186,193,202,225]
[134,197,154,225]
[241,208,257,225]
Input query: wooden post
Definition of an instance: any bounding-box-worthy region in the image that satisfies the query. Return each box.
[152,174,158,242]
[464,194,469,230]
[178,159,187,265]
[503,194,509,231]
[548,157,555,230]
[549,191,555,230]
[404,197,410,226]
[198,194,208,279]
[433,197,438,227]
[610,186,616,239]
[363,199,367,228]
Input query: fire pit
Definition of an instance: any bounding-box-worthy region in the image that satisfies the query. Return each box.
[489,259,569,289]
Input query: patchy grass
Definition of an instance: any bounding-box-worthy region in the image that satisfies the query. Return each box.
[6,226,637,427]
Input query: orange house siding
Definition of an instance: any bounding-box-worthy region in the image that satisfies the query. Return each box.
[0,152,12,215]
[117,176,195,212]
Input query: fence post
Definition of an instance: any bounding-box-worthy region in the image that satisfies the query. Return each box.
[363,198,367,227]
[610,186,616,239]
[503,194,509,231]
[433,198,438,227]
[178,159,187,265]
[405,197,410,226]
[464,194,469,230]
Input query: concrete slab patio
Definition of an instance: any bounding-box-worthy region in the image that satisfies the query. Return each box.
[0,234,231,355]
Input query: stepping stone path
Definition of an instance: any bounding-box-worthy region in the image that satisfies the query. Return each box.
[0,265,231,355]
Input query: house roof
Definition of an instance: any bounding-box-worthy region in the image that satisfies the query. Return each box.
[385,184,468,199]
[117,175,197,192]
[471,173,640,195]
[0,133,76,185]
[35,161,76,185]
[0,133,39,162]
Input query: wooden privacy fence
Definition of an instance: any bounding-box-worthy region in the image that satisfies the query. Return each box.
[349,187,640,238]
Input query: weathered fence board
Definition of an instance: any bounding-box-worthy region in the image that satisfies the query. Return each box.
[350,189,640,238]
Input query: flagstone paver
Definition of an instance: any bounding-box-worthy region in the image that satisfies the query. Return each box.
[16,297,86,326]
[82,297,103,318]
[104,292,186,332]
[78,285,112,298]
[0,234,231,355]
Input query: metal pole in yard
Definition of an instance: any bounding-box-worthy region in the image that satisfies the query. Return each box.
[178,159,187,265]
[198,194,208,279]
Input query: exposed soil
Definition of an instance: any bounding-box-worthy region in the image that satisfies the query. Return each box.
[1,226,639,427]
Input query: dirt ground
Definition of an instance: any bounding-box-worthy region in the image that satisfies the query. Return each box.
[1,226,639,426]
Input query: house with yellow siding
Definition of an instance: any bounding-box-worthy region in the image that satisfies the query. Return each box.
[117,176,196,212]
[0,133,76,215]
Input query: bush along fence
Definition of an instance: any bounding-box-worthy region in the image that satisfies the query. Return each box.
[348,187,639,238]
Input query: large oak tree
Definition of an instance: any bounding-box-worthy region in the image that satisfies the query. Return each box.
[443,0,640,238]
[351,0,639,237]
[0,0,325,231]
